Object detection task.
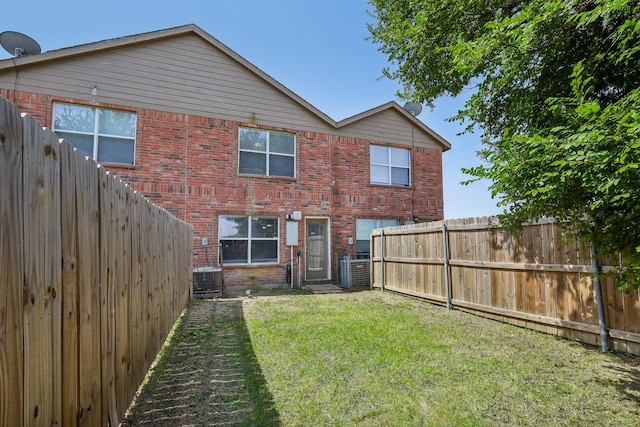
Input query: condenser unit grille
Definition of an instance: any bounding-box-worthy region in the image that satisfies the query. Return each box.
[340,257,370,289]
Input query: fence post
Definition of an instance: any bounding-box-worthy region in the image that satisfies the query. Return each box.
[380,228,385,291]
[443,223,451,310]
[590,242,609,352]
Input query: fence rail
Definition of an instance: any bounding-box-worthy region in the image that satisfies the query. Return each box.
[371,217,640,356]
[0,97,193,426]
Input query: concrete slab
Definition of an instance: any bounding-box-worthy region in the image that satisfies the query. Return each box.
[303,283,344,294]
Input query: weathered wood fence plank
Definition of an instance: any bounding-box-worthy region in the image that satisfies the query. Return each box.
[60,140,79,427]
[22,113,62,427]
[77,148,102,426]
[0,95,25,427]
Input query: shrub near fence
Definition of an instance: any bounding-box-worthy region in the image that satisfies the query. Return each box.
[371,217,640,356]
[0,97,193,427]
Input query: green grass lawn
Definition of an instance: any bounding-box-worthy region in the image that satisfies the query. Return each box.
[242,291,640,426]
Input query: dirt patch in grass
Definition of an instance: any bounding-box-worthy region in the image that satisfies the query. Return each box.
[121,298,280,426]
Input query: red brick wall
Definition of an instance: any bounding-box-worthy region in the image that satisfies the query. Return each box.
[3,90,444,287]
[330,136,443,260]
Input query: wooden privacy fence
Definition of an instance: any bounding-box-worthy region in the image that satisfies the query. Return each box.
[0,97,193,426]
[371,217,640,355]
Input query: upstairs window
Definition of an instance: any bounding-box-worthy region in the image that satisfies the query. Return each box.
[370,145,410,186]
[219,215,279,264]
[239,128,295,177]
[53,103,136,165]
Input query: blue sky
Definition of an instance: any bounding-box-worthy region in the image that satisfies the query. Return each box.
[1,0,501,219]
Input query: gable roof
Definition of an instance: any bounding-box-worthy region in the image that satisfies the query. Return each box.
[338,102,451,150]
[0,24,450,151]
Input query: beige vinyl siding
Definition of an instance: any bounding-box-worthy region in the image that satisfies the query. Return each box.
[0,34,333,133]
[0,27,450,150]
[336,108,443,150]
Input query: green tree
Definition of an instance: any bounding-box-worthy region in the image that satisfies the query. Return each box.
[368,0,640,287]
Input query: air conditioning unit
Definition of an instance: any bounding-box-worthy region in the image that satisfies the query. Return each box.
[340,256,370,289]
[193,266,223,298]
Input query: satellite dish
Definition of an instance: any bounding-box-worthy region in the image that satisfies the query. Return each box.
[0,31,41,57]
[403,102,422,117]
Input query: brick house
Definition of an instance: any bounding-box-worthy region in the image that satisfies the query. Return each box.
[0,25,450,287]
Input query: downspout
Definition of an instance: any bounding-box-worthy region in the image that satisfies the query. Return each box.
[380,228,385,291]
[443,223,451,310]
[590,242,609,352]
[290,246,294,289]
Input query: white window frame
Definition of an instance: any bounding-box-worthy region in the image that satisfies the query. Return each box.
[356,218,399,256]
[219,215,279,264]
[238,127,296,178]
[370,145,411,186]
[52,102,137,165]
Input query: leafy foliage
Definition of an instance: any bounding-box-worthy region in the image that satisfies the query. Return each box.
[368,0,640,287]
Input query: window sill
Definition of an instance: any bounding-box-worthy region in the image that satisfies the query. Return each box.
[370,183,413,189]
[100,162,136,170]
[238,173,296,182]
[223,262,281,268]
